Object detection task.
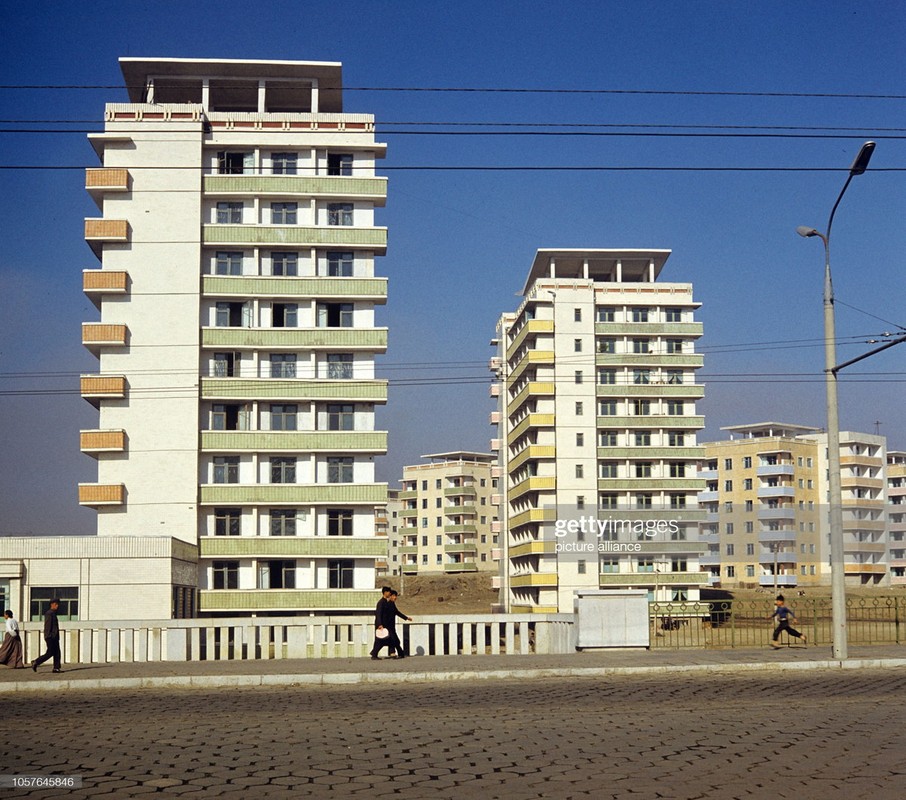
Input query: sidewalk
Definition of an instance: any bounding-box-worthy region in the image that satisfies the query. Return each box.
[3,644,905,692]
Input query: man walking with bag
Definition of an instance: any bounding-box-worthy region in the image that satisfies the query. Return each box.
[32,598,63,673]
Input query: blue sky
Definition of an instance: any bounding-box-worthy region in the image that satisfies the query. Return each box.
[1,1,904,535]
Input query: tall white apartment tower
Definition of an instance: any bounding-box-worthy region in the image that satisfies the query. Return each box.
[491,250,707,613]
[79,58,388,617]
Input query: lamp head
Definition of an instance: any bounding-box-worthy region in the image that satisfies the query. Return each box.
[849,141,875,176]
[796,226,820,238]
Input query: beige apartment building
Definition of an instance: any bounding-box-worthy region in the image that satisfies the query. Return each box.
[888,451,906,587]
[491,249,707,613]
[394,453,500,575]
[2,57,390,621]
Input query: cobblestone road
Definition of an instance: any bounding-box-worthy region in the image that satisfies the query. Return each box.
[6,670,905,799]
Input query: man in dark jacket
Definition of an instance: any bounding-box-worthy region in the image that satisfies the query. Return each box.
[369,587,392,660]
[383,590,412,659]
[32,598,62,673]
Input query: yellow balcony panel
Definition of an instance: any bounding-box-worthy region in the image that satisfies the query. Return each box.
[85,168,129,203]
[509,508,557,530]
[508,445,557,473]
[199,536,386,558]
[841,477,884,490]
[843,563,887,575]
[595,384,705,399]
[840,455,884,468]
[201,378,388,403]
[200,430,387,453]
[444,562,477,572]
[842,520,886,531]
[595,415,704,429]
[509,540,556,558]
[506,319,555,360]
[594,322,704,337]
[596,447,704,459]
[80,429,126,454]
[443,486,477,498]
[843,541,886,554]
[199,483,387,506]
[80,374,127,402]
[84,218,129,257]
[82,270,128,308]
[597,478,706,492]
[203,224,388,254]
[82,324,128,351]
[507,413,556,445]
[507,350,556,383]
[595,353,704,369]
[508,476,556,502]
[203,174,388,203]
[199,589,380,613]
[510,573,558,588]
[203,276,388,302]
[598,572,710,587]
[201,327,387,351]
[507,381,556,416]
[78,483,125,507]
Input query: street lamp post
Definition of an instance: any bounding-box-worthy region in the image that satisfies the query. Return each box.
[797,141,875,661]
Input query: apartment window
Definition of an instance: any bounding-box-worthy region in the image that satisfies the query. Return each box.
[271,457,297,484]
[635,462,652,478]
[726,566,735,578]
[745,500,753,511]
[216,301,250,327]
[725,523,734,535]
[318,303,354,328]
[272,303,298,328]
[576,433,584,447]
[213,457,239,484]
[575,464,584,479]
[216,202,243,224]
[636,494,652,509]
[743,456,752,469]
[214,508,241,536]
[327,353,353,379]
[270,509,297,537]
[577,560,587,575]
[600,559,618,573]
[211,402,244,431]
[724,480,733,491]
[665,339,683,354]
[575,371,583,384]
[666,400,684,415]
[666,370,683,385]
[328,509,354,536]
[597,338,616,354]
[328,203,353,225]
[215,251,243,276]
[599,400,617,416]
[669,463,686,478]
[271,202,298,225]
[272,252,298,276]
[574,308,582,322]
[259,560,295,589]
[326,251,354,277]
[272,152,297,175]
[665,308,683,322]
[637,559,654,573]
[632,307,649,322]
[671,559,688,572]
[270,404,297,431]
[635,431,651,446]
[212,561,239,590]
[576,496,585,510]
[597,307,615,322]
[327,457,354,483]
[217,151,253,174]
[724,459,733,470]
[574,338,583,353]
[328,560,355,589]
[633,399,651,416]
[213,352,239,377]
[726,544,735,556]
[746,543,755,556]
[632,338,650,354]
[599,494,618,510]
[633,369,651,385]
[744,478,753,490]
[745,521,754,533]
[575,402,584,416]
[327,153,353,176]
[598,369,617,385]
[599,431,618,447]
[600,462,618,478]
[668,431,685,447]
[270,353,296,378]
[327,404,355,431]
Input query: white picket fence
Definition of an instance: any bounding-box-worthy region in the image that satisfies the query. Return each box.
[20,614,576,664]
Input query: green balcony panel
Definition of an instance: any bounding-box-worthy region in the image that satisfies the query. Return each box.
[201,327,387,350]
[203,174,388,199]
[201,430,387,453]
[597,572,710,587]
[595,384,705,398]
[203,276,388,300]
[596,447,705,459]
[594,354,704,368]
[200,483,387,506]
[203,225,387,251]
[594,416,704,429]
[442,524,478,535]
[199,589,380,612]
[594,322,704,337]
[444,562,477,572]
[200,537,387,558]
[201,378,388,402]
[443,486,478,497]
[596,478,706,491]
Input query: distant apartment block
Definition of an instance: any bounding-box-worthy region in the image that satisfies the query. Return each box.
[491,249,707,613]
[888,452,906,586]
[393,453,500,574]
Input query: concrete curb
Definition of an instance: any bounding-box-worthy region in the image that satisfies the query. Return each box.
[7,656,906,693]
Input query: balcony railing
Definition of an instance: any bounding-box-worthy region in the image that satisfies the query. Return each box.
[201,327,387,351]
[203,224,387,253]
[202,276,387,301]
[78,483,125,507]
[80,430,127,454]
[201,378,388,403]
[82,323,128,350]
[199,430,387,453]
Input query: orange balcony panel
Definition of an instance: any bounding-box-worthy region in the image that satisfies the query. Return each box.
[80,430,126,453]
[80,374,127,396]
[843,563,887,575]
[84,219,129,240]
[82,323,127,349]
[78,483,125,507]
[83,270,128,293]
[85,168,130,192]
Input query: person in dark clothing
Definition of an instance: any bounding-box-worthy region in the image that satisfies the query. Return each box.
[370,589,412,659]
[32,598,62,673]
[770,594,807,648]
[369,587,393,660]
